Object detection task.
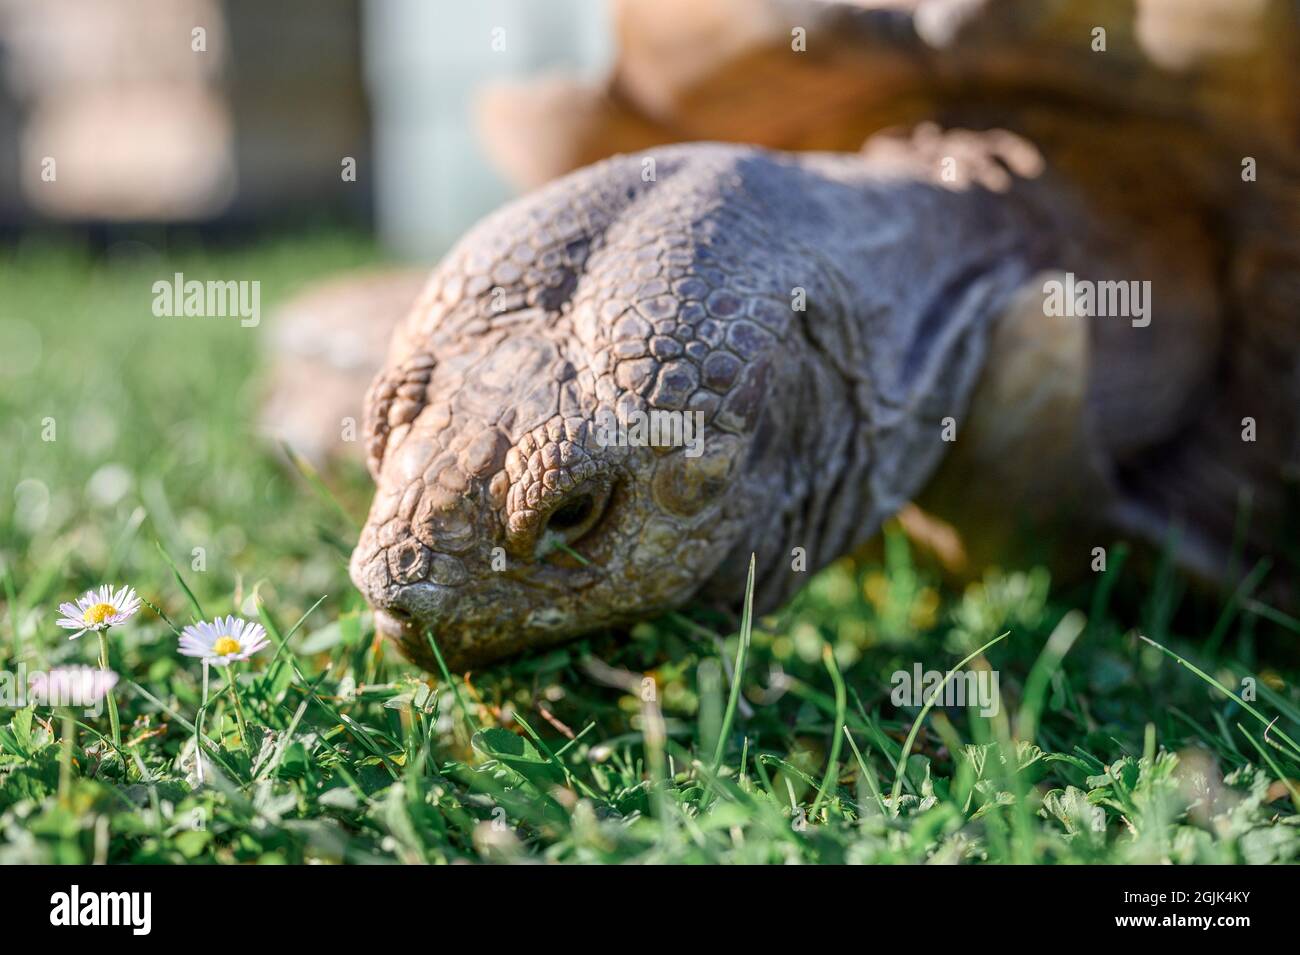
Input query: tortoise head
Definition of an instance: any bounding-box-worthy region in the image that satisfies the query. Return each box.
[349,148,815,671]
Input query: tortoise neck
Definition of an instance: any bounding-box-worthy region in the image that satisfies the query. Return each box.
[735,158,1056,609]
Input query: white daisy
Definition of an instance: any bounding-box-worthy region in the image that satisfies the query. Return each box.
[29,666,120,707]
[178,615,270,667]
[55,584,142,639]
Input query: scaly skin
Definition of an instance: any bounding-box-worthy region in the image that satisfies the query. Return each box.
[349,138,1079,671]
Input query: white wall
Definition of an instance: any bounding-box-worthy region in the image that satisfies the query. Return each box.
[363,0,613,260]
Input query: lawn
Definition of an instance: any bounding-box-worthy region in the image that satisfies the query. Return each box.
[1,232,1298,864]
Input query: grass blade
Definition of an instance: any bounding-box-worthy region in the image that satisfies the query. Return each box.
[155,540,205,621]
[710,553,754,773]
[1139,633,1300,762]
[810,643,846,817]
[889,630,1010,814]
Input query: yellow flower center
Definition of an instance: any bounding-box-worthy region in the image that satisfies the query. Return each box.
[85,603,117,626]
[212,636,241,656]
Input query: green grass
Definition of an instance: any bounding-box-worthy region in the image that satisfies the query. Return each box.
[1,233,1298,864]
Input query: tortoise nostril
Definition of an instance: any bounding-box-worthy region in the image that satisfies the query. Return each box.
[547,494,595,531]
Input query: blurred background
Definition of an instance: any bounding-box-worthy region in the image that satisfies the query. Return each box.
[0,0,616,257]
[2,0,1275,255]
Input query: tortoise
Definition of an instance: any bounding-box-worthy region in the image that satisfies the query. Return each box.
[345,0,1300,672]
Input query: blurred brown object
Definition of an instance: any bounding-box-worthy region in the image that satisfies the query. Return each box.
[476,0,1298,190]
[260,269,428,465]
[476,0,911,190]
[475,76,670,196]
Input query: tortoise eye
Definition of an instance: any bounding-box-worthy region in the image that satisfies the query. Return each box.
[547,494,594,531]
[539,486,611,550]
